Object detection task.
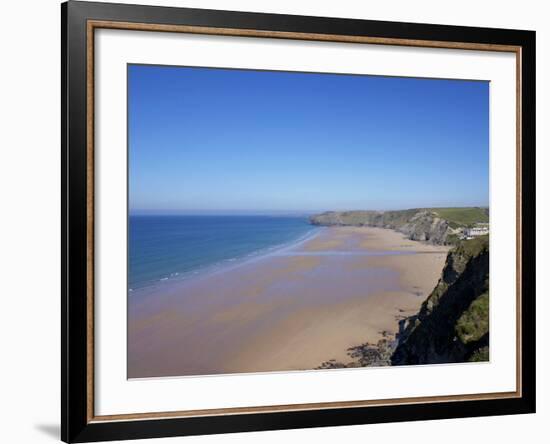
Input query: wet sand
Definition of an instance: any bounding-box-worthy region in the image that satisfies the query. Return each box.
[128,226,449,378]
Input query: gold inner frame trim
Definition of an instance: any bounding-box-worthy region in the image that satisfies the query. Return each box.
[86,19,523,423]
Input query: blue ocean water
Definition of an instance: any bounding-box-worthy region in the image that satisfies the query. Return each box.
[129,215,317,290]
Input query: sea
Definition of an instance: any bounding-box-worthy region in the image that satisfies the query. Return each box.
[128,215,319,291]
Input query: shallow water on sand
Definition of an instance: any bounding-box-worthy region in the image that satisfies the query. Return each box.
[128,226,448,378]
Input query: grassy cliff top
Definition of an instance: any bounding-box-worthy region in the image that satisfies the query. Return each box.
[429,207,489,227]
[312,207,489,228]
[455,234,489,257]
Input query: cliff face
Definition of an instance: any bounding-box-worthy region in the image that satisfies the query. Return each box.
[310,209,452,245]
[391,235,489,365]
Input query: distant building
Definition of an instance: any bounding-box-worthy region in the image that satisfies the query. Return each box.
[463,226,489,239]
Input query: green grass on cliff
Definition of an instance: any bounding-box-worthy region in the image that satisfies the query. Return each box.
[335,209,418,226]
[457,234,489,257]
[430,207,489,227]
[455,291,489,344]
[336,211,380,225]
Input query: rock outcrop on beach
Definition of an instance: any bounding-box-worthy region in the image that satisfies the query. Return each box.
[316,332,396,369]
[391,235,489,365]
[309,208,489,245]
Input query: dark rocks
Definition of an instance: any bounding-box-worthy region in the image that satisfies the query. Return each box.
[316,333,396,369]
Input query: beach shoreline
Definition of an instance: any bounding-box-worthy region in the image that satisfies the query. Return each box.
[129,220,322,293]
[128,226,449,378]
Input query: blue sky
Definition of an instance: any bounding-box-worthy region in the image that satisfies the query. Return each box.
[128,64,489,214]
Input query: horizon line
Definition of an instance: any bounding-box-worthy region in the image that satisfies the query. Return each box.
[129,205,489,215]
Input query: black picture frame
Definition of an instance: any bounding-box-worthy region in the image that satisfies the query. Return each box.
[62,1,536,442]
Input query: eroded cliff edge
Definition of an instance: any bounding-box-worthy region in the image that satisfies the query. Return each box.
[392,235,489,364]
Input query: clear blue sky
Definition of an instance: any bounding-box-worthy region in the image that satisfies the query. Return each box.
[128,64,489,214]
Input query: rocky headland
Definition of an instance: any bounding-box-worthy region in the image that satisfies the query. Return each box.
[309,207,489,246]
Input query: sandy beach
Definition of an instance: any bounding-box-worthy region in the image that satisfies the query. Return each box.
[128,226,449,378]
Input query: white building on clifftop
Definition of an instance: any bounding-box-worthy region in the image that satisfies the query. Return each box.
[463,225,489,239]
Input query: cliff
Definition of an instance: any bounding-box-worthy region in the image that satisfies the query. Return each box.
[310,209,451,244]
[309,207,488,245]
[391,235,489,365]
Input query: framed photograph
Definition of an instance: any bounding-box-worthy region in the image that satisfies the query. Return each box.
[62,1,536,442]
